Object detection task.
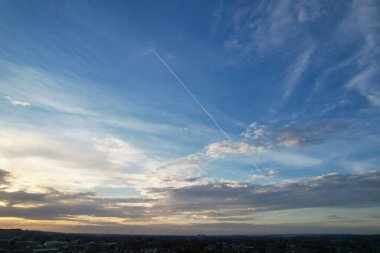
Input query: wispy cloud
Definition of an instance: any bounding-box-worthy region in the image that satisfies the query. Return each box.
[151,153,206,189]
[93,137,160,171]
[205,141,257,158]
[346,66,380,107]
[223,0,323,56]
[205,121,348,159]
[0,0,378,234]
[283,46,314,98]
[210,0,224,37]
[169,120,346,181]
[251,169,278,181]
[256,151,322,169]
[295,0,324,23]
[224,39,241,49]
[242,121,350,149]
[0,127,164,192]
[313,0,380,107]
[0,61,91,115]
[3,96,31,107]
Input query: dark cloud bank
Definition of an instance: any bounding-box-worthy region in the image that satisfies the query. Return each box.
[1,169,379,226]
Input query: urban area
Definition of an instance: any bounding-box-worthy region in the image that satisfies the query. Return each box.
[0,229,379,253]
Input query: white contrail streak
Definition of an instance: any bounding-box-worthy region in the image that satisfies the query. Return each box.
[151,49,232,142]
[151,49,268,182]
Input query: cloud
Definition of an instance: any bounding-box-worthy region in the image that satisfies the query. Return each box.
[205,142,322,169]
[93,137,160,171]
[0,184,156,220]
[260,151,322,168]
[3,96,31,107]
[242,121,350,149]
[165,53,176,59]
[283,46,314,98]
[295,0,323,23]
[0,190,46,206]
[118,120,345,195]
[251,169,278,180]
[147,171,380,216]
[346,66,380,107]
[339,157,380,173]
[337,0,380,48]
[151,153,206,189]
[0,61,90,115]
[0,127,169,192]
[210,0,224,36]
[1,166,379,230]
[156,153,205,172]
[0,127,113,190]
[205,141,258,158]
[224,39,242,49]
[0,60,208,144]
[332,0,380,107]
[161,175,203,184]
[197,121,344,170]
[223,0,323,56]
[0,128,100,163]
[0,169,10,186]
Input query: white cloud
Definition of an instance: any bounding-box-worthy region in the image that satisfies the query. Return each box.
[261,151,322,168]
[339,158,380,173]
[0,127,103,167]
[210,0,224,36]
[198,121,346,170]
[296,0,323,23]
[165,53,176,59]
[0,127,111,191]
[223,0,322,56]
[0,61,91,115]
[284,46,314,98]
[205,141,260,158]
[251,169,278,180]
[0,127,166,193]
[224,39,241,49]
[242,121,349,149]
[93,137,158,170]
[346,67,380,107]
[334,0,380,107]
[151,153,206,189]
[3,96,31,107]
[337,0,380,48]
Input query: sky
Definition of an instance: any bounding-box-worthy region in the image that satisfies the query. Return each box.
[0,0,379,235]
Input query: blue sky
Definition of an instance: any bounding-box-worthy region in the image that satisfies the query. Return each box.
[0,0,379,234]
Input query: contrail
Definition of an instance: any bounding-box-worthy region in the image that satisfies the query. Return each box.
[150,49,269,182]
[151,49,232,142]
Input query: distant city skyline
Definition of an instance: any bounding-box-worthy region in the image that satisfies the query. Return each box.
[0,0,379,234]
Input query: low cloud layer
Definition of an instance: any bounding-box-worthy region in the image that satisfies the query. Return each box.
[0,169,10,186]
[148,171,380,216]
[0,186,155,220]
[1,169,379,224]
